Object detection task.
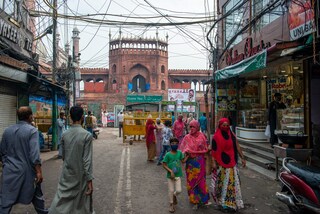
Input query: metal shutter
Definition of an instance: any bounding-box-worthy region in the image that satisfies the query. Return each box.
[0,94,17,139]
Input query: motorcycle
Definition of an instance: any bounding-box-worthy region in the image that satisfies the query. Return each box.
[276,157,320,214]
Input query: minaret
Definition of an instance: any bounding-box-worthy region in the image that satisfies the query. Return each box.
[72,27,80,64]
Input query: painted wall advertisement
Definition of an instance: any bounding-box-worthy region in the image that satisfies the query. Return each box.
[29,95,66,117]
[288,0,315,40]
[168,89,195,112]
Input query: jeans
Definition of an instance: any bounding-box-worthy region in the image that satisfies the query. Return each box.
[158,145,171,164]
[86,127,93,135]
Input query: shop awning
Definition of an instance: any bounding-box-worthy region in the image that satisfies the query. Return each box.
[215,50,266,81]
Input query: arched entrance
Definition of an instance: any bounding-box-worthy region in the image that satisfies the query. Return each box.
[132,75,146,92]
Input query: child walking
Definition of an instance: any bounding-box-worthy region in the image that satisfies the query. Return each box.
[162,137,189,213]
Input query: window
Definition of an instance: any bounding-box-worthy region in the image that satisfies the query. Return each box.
[161,80,165,90]
[223,0,243,47]
[112,64,116,73]
[161,65,165,73]
[253,0,282,31]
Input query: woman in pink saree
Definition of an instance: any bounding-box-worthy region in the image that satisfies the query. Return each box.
[172,114,185,147]
[180,120,210,209]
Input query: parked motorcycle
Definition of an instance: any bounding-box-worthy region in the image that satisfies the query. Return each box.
[276,157,320,213]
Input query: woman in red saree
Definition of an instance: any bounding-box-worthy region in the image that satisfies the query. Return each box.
[145,118,157,161]
[180,120,210,209]
[211,118,246,212]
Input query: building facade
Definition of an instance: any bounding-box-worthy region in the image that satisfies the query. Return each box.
[212,0,319,150]
[77,33,212,121]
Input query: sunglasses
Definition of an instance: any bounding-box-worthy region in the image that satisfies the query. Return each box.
[189,126,196,128]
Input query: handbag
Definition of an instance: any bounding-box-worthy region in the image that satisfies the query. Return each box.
[265,125,271,138]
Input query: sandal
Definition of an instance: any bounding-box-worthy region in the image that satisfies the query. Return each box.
[169,204,175,213]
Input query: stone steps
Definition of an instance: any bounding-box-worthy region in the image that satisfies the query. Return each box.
[239,140,278,180]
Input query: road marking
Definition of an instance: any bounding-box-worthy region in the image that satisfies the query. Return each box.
[114,148,125,214]
[126,147,133,214]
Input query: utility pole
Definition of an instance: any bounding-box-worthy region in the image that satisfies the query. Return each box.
[51,0,58,151]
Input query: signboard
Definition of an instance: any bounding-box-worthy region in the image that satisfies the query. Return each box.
[126,95,162,103]
[288,0,315,40]
[168,89,195,112]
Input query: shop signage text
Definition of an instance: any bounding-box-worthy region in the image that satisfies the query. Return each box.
[226,38,271,66]
[126,95,163,103]
[0,18,32,52]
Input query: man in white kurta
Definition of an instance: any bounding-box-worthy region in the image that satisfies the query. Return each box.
[49,106,94,214]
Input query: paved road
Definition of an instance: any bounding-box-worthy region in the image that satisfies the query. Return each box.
[12,128,290,214]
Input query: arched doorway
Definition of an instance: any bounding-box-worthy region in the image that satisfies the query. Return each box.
[132,75,146,92]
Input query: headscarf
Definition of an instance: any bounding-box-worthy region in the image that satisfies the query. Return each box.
[180,120,208,156]
[145,119,156,145]
[211,118,237,168]
[172,114,184,138]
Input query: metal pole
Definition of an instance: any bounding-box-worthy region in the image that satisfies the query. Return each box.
[51,0,58,150]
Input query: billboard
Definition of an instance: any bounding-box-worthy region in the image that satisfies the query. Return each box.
[288,0,315,40]
[168,89,195,112]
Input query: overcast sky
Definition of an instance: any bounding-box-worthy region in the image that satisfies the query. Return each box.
[35,0,216,69]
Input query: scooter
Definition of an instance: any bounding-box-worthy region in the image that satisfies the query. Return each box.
[276,157,320,214]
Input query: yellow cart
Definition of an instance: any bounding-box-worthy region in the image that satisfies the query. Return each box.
[122,112,172,143]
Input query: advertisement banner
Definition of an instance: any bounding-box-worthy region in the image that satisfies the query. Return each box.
[288,0,315,40]
[168,89,195,112]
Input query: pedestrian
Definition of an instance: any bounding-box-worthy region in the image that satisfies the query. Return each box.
[157,120,173,165]
[91,113,97,129]
[145,118,157,162]
[171,112,175,125]
[162,137,189,213]
[101,110,108,127]
[268,93,286,147]
[49,106,94,214]
[31,122,45,150]
[179,120,210,209]
[186,113,194,134]
[155,118,164,157]
[211,117,246,213]
[198,113,207,134]
[57,112,66,158]
[0,106,48,214]
[85,111,94,135]
[172,114,185,147]
[117,111,124,137]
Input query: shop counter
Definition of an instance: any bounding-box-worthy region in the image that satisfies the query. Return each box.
[236,126,269,143]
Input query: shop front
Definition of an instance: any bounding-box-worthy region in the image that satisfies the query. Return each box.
[215,49,307,145]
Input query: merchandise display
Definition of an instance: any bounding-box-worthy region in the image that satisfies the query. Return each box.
[277,107,304,133]
[237,109,268,129]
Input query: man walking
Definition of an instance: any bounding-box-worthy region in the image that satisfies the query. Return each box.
[0,106,48,213]
[85,110,93,134]
[57,112,66,158]
[198,113,207,134]
[118,111,124,137]
[49,106,94,214]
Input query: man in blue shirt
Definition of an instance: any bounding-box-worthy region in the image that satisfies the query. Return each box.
[198,113,207,134]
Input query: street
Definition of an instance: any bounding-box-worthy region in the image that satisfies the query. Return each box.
[12,128,290,214]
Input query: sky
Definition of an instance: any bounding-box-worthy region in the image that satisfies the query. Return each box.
[34,0,216,69]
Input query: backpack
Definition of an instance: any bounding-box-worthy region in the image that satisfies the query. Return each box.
[85,116,93,128]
